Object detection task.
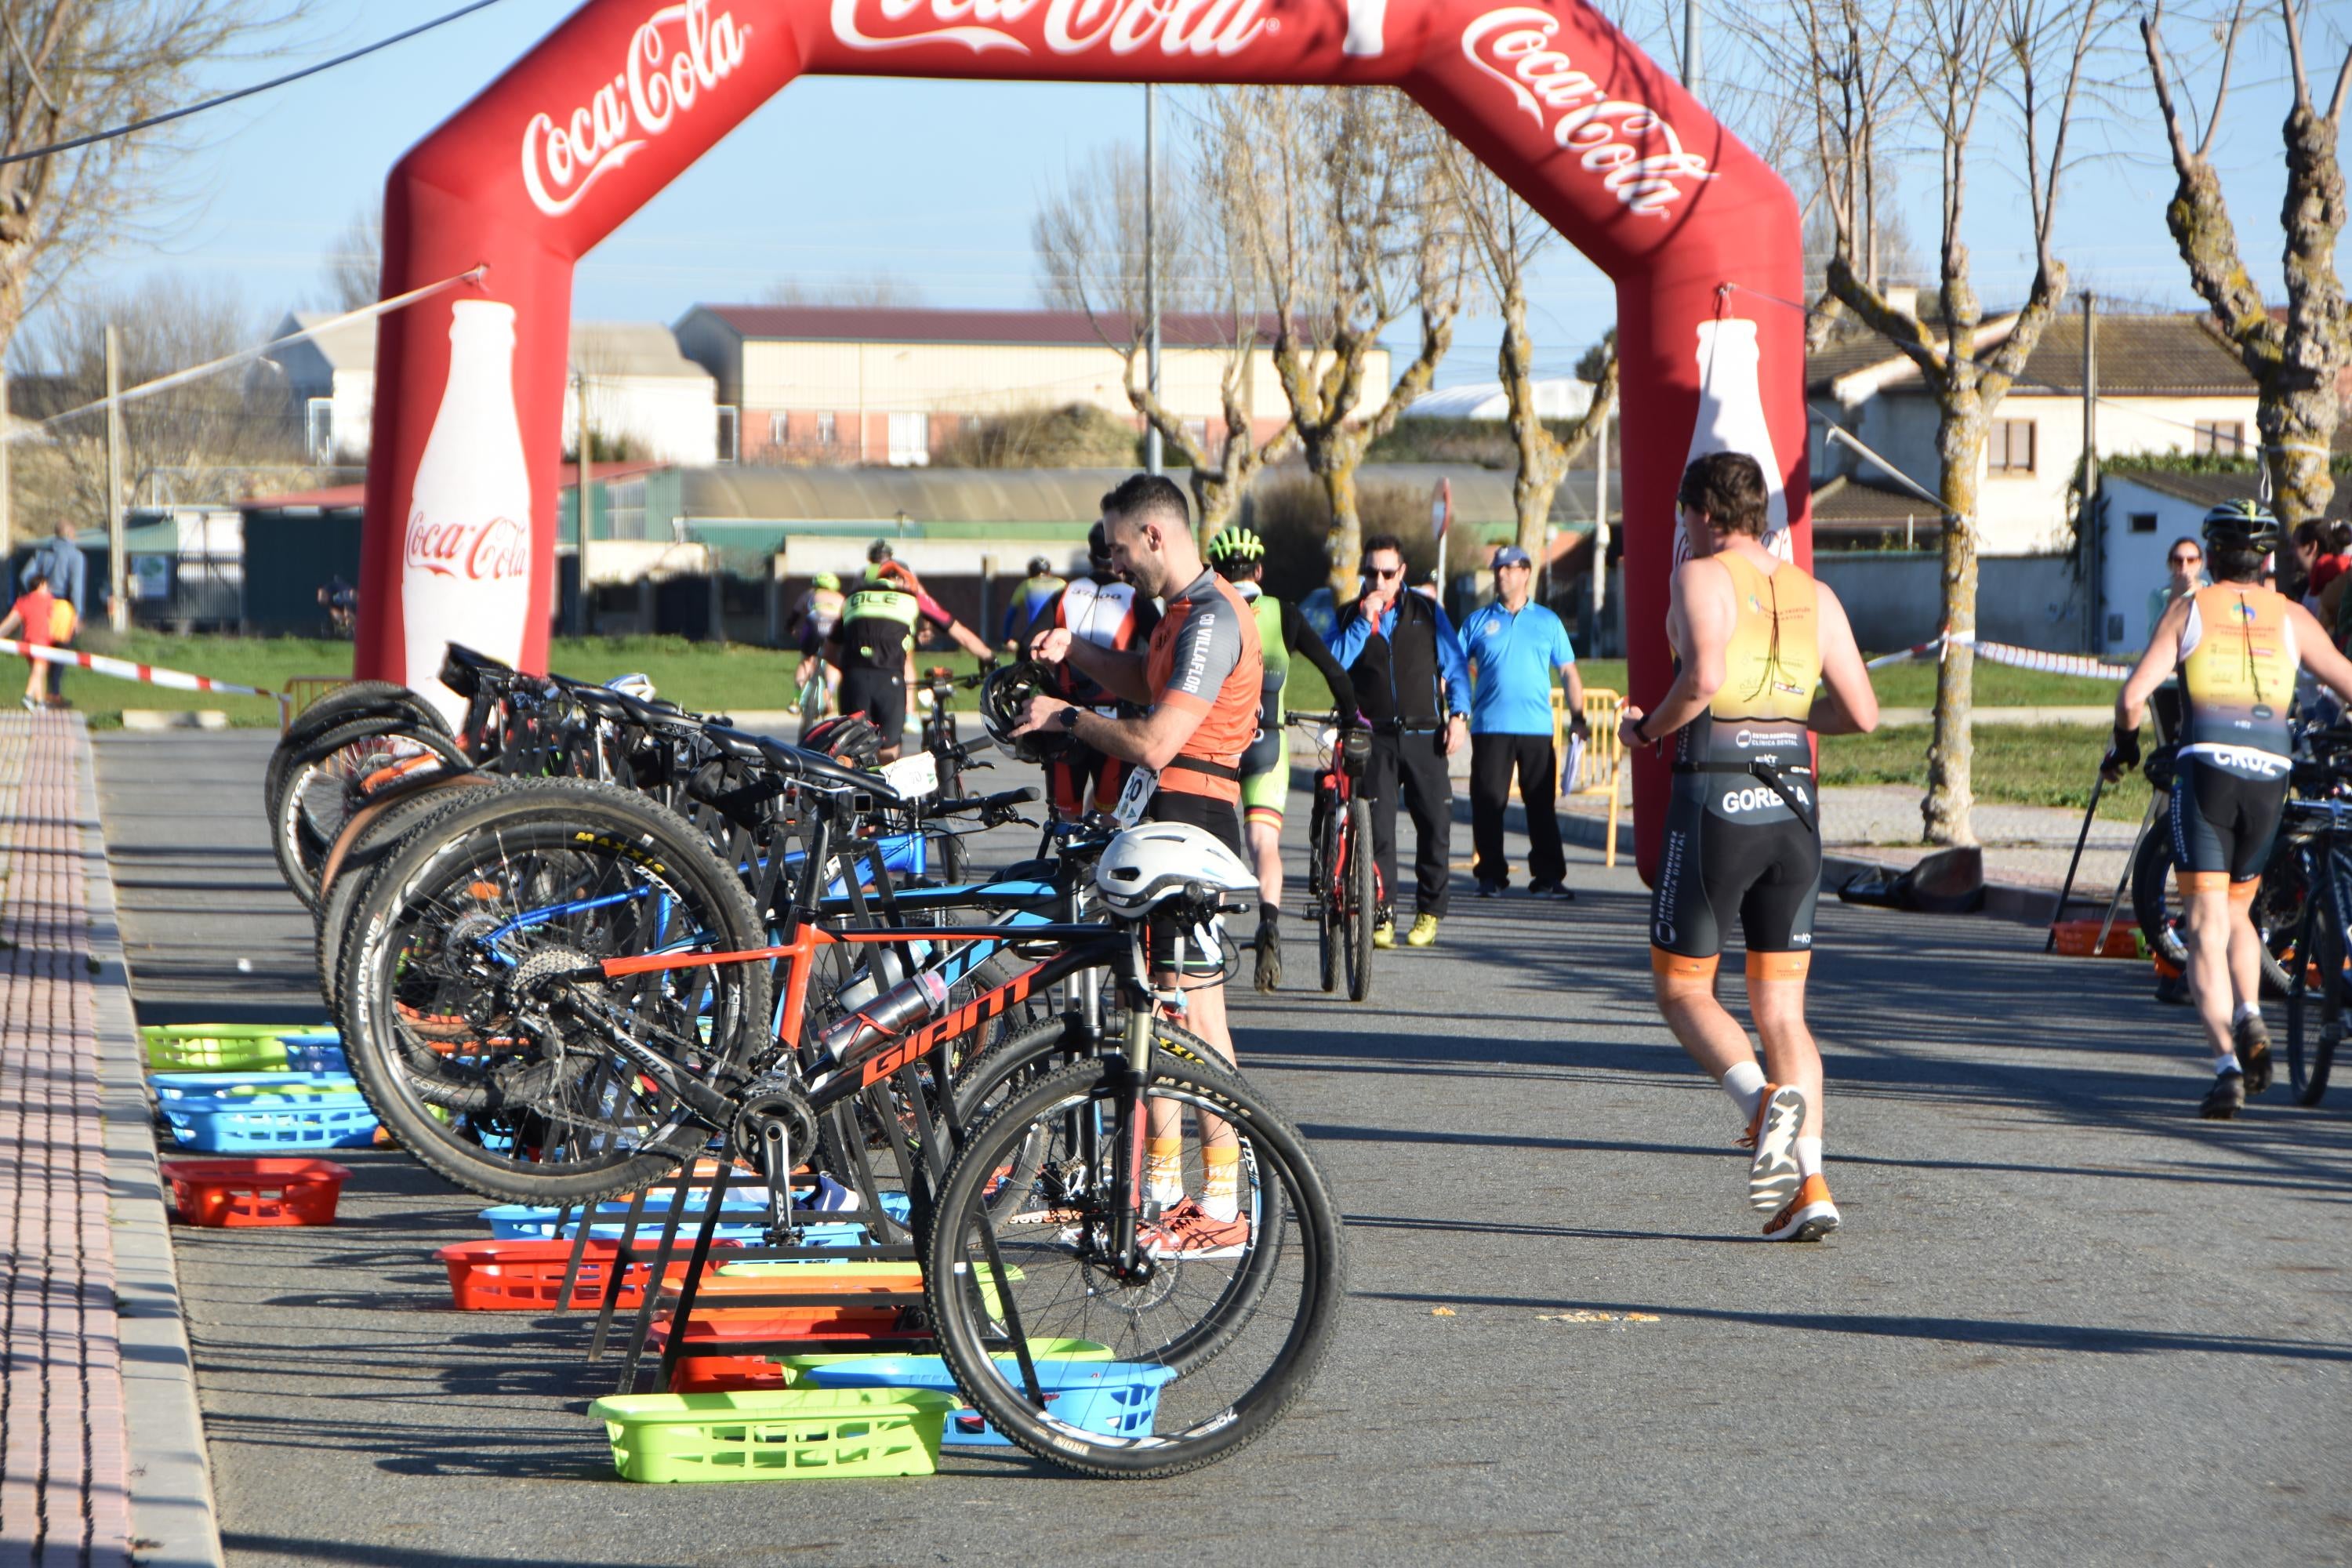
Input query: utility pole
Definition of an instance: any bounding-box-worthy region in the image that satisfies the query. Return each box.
[1144,83,1163,476]
[574,369,593,637]
[1683,0,1702,94]
[2080,290,2100,652]
[1,379,12,551]
[105,325,127,632]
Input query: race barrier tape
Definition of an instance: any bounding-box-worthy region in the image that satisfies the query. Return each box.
[0,637,289,718]
[1865,633,2131,682]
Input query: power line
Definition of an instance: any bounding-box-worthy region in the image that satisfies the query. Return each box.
[0,0,521,170]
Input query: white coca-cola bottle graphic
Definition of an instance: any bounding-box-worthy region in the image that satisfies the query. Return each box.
[401,300,532,724]
[1679,317,1791,564]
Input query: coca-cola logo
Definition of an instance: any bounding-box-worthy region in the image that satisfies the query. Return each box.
[1461,7,1713,220]
[828,0,1272,58]
[405,510,531,583]
[522,0,750,219]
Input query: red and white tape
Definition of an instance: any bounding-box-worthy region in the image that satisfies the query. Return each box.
[0,637,286,716]
[1864,631,2129,683]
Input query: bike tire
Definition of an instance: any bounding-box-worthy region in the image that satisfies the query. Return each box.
[270,716,471,911]
[924,1052,1343,1480]
[2130,807,2294,997]
[264,681,452,823]
[314,779,491,1016]
[1344,797,1374,1004]
[337,778,771,1205]
[2287,894,2340,1105]
[1312,794,1338,993]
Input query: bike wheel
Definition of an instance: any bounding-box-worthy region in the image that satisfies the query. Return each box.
[1312,794,1338,993]
[337,778,771,1204]
[2288,895,2341,1105]
[264,681,451,822]
[314,779,491,1016]
[2132,807,2294,996]
[271,717,471,910]
[924,1052,1344,1479]
[1344,797,1374,1003]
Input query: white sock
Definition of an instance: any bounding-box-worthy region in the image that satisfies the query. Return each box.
[1721,1061,1767,1122]
[1795,1137,1824,1179]
[2214,1052,2242,1076]
[2231,1002,2259,1027]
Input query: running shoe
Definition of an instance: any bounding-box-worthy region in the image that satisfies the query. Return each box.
[1406,913,1440,947]
[2200,1067,2245,1120]
[1144,1198,1250,1259]
[1528,880,1577,902]
[2235,1014,2273,1095]
[1254,923,1283,993]
[1477,880,1504,898]
[1761,1174,1839,1242]
[1741,1083,1807,1212]
[1372,913,1396,949]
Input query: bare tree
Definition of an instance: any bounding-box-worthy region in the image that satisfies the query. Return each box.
[1033,132,1294,538]
[0,1,303,377]
[1791,0,2107,845]
[1225,87,1469,597]
[317,205,379,314]
[2142,1,2350,554]
[759,274,926,308]
[1435,143,1617,561]
[17,276,303,520]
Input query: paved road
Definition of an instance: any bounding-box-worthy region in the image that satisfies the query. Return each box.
[95,732,2352,1567]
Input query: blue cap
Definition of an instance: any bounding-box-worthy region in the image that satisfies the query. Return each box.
[1492,545,1534,568]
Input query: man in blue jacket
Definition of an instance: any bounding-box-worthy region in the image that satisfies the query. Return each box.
[1329,532,1472,949]
[1458,544,1587,899]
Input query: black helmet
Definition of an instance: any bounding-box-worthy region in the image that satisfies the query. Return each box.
[2202,499,2279,554]
[1087,521,1110,566]
[978,660,1069,764]
[801,713,884,769]
[1027,555,1054,577]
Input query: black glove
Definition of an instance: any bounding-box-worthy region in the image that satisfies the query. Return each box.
[2101,724,2140,779]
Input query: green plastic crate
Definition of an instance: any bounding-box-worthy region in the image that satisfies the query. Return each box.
[140,1025,301,1073]
[589,1388,958,1483]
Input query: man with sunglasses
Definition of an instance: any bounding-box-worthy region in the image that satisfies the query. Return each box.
[1329,533,1472,949]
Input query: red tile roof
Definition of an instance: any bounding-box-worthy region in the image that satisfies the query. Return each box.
[692,304,1288,350]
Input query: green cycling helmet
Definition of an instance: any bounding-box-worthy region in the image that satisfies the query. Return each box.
[811,572,840,592]
[1205,527,1265,564]
[2201,499,2279,554]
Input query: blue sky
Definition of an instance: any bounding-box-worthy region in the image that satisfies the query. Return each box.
[64,0,2349,388]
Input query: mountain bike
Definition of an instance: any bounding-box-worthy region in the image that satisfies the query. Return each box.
[1290,711,1376,1003]
[2129,745,2300,997]
[2275,752,2352,1105]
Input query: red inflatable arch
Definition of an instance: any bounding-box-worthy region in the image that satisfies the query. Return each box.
[356,0,1810,880]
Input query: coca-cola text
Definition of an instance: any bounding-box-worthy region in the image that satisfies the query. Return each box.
[828,0,1272,58]
[405,510,531,583]
[522,0,751,218]
[1461,7,1713,220]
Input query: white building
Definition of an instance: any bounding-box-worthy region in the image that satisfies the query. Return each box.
[2096,470,2352,652]
[1806,311,2259,557]
[269,314,720,466]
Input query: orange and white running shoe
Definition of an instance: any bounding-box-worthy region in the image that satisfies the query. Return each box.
[1740,1084,1807,1212]
[1145,1198,1250,1260]
[1761,1174,1840,1242]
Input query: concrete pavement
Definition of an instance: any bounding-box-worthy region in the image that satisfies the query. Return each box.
[91,731,2352,1567]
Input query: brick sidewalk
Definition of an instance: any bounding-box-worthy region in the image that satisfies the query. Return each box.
[0,713,132,1568]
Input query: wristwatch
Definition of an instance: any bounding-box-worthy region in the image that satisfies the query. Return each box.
[1055,706,1081,731]
[1631,716,1653,746]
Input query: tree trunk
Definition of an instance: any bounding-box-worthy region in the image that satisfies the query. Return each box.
[1192,466,1240,537]
[1924,390,1984,846]
[1499,292,1567,558]
[1317,436,1364,601]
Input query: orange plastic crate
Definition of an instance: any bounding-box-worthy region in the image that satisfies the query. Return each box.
[2052,921,2142,959]
[163,1158,352,1227]
[663,1326,919,1394]
[434,1237,743,1312]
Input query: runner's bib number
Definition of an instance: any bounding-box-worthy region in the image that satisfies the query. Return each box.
[1112,764,1158,828]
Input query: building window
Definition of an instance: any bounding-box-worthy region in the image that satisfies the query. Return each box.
[1988,419,2036,474]
[2194,420,2245,457]
[768,412,789,448]
[2129,512,2158,535]
[888,411,930,467]
[816,412,836,448]
[305,398,335,465]
[715,406,738,464]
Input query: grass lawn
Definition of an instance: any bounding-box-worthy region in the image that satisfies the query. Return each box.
[1817,723,2153,822]
[1569,657,2126,710]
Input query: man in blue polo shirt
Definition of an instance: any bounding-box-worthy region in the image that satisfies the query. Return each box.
[1459,544,1586,899]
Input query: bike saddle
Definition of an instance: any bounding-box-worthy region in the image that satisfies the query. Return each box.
[702,726,906,804]
[437,642,514,700]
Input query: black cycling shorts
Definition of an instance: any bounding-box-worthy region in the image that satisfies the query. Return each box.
[838,666,906,739]
[1649,793,1820,961]
[1145,789,1244,979]
[2170,753,2286,884]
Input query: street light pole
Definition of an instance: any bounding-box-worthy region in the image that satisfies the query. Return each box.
[105,324,127,632]
[1144,83,1163,476]
[1683,0,1702,94]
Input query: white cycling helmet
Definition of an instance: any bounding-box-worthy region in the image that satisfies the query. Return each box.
[605,672,657,702]
[1094,822,1259,920]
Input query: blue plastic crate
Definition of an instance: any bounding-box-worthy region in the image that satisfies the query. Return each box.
[151,1071,356,1102]
[801,1356,1176,1446]
[279,1034,347,1075]
[160,1084,379,1152]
